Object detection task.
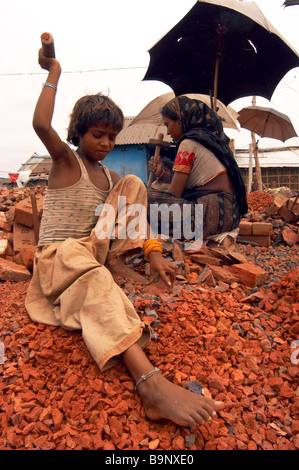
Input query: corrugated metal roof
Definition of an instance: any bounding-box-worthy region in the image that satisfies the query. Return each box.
[18,154,51,174]
[235,146,299,168]
[115,117,172,146]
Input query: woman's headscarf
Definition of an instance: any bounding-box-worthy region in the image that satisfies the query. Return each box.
[161,96,248,216]
[162,95,227,140]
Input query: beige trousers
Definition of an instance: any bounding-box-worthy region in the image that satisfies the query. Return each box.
[25,175,151,371]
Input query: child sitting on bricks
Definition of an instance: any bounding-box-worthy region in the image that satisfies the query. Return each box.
[25,47,225,427]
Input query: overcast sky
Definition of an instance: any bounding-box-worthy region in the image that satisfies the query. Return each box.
[0,0,298,177]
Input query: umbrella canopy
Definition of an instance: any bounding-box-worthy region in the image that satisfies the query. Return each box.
[143,0,299,106]
[237,106,298,142]
[129,92,239,130]
[283,1,299,7]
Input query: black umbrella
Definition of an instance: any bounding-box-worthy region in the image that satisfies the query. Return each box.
[143,0,299,108]
[283,1,299,7]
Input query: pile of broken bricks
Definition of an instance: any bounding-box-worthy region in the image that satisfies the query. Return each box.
[245,190,299,247]
[167,241,270,291]
[0,185,299,451]
[186,245,268,289]
[1,255,298,450]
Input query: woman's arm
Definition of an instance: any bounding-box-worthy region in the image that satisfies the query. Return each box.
[146,222,177,286]
[166,171,189,197]
[33,49,72,163]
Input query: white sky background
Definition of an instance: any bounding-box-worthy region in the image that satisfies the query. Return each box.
[0,0,298,177]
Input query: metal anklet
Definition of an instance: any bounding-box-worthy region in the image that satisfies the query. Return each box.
[135,367,161,391]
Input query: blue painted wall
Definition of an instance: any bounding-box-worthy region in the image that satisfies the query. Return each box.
[103,145,149,183]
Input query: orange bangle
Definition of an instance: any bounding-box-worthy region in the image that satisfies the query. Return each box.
[144,245,163,259]
[144,239,163,259]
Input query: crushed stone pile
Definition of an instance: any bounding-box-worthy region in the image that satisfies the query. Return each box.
[0,249,298,450]
[0,185,298,450]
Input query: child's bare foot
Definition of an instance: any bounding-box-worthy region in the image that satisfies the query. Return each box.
[106,257,147,283]
[137,371,225,427]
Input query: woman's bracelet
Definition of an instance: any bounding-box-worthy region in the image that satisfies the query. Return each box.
[143,239,163,259]
[135,367,161,391]
[43,82,57,92]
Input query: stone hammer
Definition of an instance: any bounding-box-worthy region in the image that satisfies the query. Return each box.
[41,32,56,58]
[147,133,171,187]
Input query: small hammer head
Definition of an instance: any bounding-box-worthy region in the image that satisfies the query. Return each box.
[148,138,171,148]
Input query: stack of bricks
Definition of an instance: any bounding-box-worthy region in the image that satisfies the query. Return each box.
[238,221,273,247]
[13,194,44,253]
[265,192,299,245]
[0,187,44,282]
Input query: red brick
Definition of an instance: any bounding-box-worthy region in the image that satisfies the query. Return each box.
[293,435,299,449]
[190,254,221,266]
[13,223,36,252]
[13,195,44,228]
[293,420,299,435]
[288,197,299,215]
[230,262,268,287]
[238,234,271,247]
[20,245,36,269]
[207,373,225,392]
[208,265,239,285]
[265,193,289,216]
[0,257,31,281]
[252,222,273,236]
[278,205,297,223]
[0,239,13,258]
[238,221,252,236]
[282,228,299,246]
[0,212,12,231]
[52,408,64,427]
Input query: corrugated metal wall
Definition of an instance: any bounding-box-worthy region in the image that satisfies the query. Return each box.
[103,145,150,182]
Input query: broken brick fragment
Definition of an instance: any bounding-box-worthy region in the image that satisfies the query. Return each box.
[230,262,268,287]
[0,257,31,282]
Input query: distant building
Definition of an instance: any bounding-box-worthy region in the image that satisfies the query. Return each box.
[235,146,299,192]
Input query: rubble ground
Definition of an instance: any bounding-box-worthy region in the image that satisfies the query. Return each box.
[0,186,298,450]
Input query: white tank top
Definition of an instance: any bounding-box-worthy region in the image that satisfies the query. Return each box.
[38,151,113,246]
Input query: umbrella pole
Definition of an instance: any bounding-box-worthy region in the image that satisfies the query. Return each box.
[213,57,220,112]
[251,132,263,192]
[248,143,254,194]
[212,25,227,112]
[251,96,263,192]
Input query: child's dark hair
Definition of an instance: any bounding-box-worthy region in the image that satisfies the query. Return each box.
[161,157,174,172]
[67,93,124,146]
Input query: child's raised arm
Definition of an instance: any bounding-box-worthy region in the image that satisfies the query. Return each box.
[33,49,71,162]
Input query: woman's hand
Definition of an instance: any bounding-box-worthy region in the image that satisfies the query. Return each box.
[148,156,162,175]
[148,251,177,287]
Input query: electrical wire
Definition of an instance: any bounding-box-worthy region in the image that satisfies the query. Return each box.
[0,66,147,77]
